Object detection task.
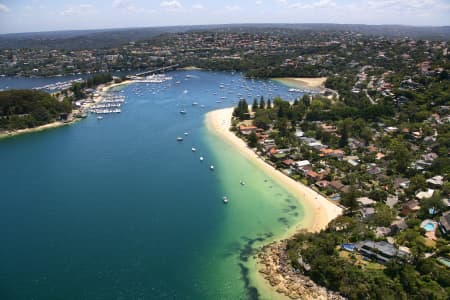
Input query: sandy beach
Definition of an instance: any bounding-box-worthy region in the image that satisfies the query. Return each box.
[205,107,342,234]
[205,107,342,299]
[273,77,327,90]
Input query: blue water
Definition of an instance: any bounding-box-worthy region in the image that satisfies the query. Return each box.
[423,223,436,232]
[0,71,303,300]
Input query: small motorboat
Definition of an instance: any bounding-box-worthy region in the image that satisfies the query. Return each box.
[192,147,196,152]
[176,137,183,142]
[97,116,104,120]
[240,180,245,186]
[210,165,214,171]
[222,196,229,204]
[200,156,204,161]
[184,132,189,136]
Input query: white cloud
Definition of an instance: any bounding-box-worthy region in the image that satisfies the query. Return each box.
[290,0,336,9]
[0,3,10,13]
[225,5,243,12]
[256,0,263,4]
[367,0,450,11]
[61,4,96,16]
[192,4,205,9]
[112,0,154,14]
[113,0,132,8]
[160,0,183,10]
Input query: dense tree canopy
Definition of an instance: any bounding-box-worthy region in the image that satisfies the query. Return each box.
[0,90,72,130]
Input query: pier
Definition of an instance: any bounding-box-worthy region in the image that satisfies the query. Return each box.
[134,64,180,77]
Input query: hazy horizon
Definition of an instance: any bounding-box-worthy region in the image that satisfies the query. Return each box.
[1,0,450,34]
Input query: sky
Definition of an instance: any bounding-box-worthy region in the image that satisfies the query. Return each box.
[0,0,450,34]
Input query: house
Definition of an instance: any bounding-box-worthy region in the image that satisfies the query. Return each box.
[239,125,257,135]
[357,197,377,207]
[366,166,382,176]
[375,227,391,238]
[295,129,304,138]
[315,180,331,189]
[329,180,344,192]
[320,148,345,159]
[394,178,410,189]
[282,159,295,168]
[344,155,360,167]
[360,207,376,219]
[439,211,450,235]
[306,170,319,182]
[427,175,444,187]
[390,219,408,234]
[355,240,409,264]
[295,160,311,169]
[386,195,399,209]
[422,152,438,163]
[401,200,421,215]
[416,189,435,200]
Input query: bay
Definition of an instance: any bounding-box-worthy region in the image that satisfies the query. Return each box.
[0,70,304,299]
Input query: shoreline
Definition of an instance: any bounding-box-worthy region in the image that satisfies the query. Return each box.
[272,77,327,90]
[205,107,342,299]
[0,80,132,140]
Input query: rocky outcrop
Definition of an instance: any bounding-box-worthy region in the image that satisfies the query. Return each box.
[257,241,345,300]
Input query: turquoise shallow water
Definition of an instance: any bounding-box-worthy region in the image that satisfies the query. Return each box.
[0,71,304,299]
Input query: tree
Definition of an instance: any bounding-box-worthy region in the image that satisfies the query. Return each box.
[388,138,412,174]
[259,96,265,109]
[373,203,394,227]
[341,187,359,214]
[252,98,258,111]
[247,132,258,148]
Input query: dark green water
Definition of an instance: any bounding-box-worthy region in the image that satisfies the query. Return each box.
[0,71,304,299]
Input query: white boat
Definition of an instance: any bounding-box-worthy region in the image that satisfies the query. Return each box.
[184,132,189,136]
[97,116,104,120]
[180,109,187,115]
[210,165,214,171]
[240,180,245,186]
[192,147,196,152]
[192,102,198,106]
[222,196,229,204]
[200,156,204,161]
[177,137,183,141]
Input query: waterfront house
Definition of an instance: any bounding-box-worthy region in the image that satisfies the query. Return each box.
[239,125,258,135]
[357,197,377,207]
[315,180,331,189]
[355,240,409,264]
